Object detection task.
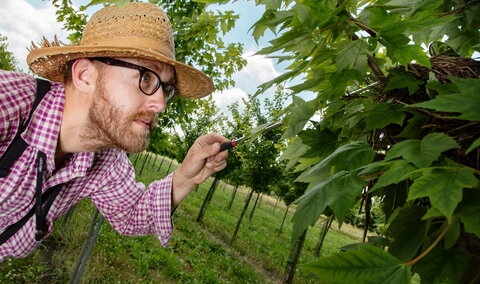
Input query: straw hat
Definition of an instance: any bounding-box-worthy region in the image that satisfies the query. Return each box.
[27,2,214,99]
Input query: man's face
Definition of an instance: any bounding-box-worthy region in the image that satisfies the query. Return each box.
[80,58,175,153]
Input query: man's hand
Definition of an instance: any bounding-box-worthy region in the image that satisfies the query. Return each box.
[171,133,229,209]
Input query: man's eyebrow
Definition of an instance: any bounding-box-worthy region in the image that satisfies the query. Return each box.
[143,62,175,83]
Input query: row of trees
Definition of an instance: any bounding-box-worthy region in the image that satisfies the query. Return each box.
[47,1,317,281]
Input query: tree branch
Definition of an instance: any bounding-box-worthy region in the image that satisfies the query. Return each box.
[368,55,388,84]
[404,218,456,266]
[441,0,480,17]
[348,16,378,37]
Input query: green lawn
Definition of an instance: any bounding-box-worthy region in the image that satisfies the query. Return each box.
[0,153,360,283]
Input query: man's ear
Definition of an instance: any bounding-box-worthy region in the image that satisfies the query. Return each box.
[70,58,99,94]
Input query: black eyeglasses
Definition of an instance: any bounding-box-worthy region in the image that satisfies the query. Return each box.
[90,57,176,104]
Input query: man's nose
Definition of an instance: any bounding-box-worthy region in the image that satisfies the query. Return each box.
[145,88,167,113]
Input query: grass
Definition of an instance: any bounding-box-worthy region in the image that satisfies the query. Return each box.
[0,152,360,283]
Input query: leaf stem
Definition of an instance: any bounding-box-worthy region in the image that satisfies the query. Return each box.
[360,172,384,179]
[404,217,457,266]
[440,0,480,17]
[395,100,446,119]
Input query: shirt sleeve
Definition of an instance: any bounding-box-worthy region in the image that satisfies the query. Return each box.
[0,71,35,148]
[88,152,174,247]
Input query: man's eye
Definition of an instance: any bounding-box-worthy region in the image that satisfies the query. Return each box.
[141,72,152,83]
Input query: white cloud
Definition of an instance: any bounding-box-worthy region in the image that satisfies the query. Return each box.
[231,50,281,95]
[241,51,281,82]
[0,0,68,72]
[210,87,247,114]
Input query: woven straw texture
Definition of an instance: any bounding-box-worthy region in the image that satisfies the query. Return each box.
[27,2,214,99]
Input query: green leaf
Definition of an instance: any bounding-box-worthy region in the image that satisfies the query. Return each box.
[298,128,338,159]
[325,172,365,224]
[385,70,424,95]
[466,137,480,154]
[411,78,480,121]
[305,245,411,284]
[254,62,307,96]
[294,3,311,23]
[385,133,460,168]
[335,40,370,73]
[86,0,130,8]
[421,207,443,220]
[371,160,417,191]
[243,122,274,143]
[425,80,458,96]
[364,103,407,131]
[414,247,469,284]
[387,205,427,262]
[392,44,431,67]
[397,112,428,138]
[408,167,478,221]
[279,137,309,170]
[292,171,365,240]
[297,141,375,181]
[292,178,329,241]
[456,189,480,237]
[444,218,460,249]
[280,96,317,140]
[381,183,408,223]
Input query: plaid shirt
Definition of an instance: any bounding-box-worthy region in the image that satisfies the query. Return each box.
[0,71,173,261]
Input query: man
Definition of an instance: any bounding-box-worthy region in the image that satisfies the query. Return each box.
[0,2,228,261]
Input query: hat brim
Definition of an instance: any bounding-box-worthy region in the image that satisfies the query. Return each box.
[27,45,214,99]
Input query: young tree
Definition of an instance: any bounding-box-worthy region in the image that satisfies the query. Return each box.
[230,94,285,242]
[0,34,18,71]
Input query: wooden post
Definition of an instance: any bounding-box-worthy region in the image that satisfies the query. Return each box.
[279,205,289,234]
[248,192,260,221]
[139,152,149,176]
[283,229,308,284]
[231,188,254,245]
[196,177,219,222]
[227,185,238,210]
[314,215,334,257]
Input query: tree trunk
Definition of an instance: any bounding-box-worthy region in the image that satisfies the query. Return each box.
[249,192,260,221]
[165,158,174,175]
[227,185,238,210]
[157,157,165,172]
[273,196,280,213]
[283,228,308,284]
[279,205,289,234]
[363,191,371,243]
[151,155,157,168]
[231,188,254,245]
[133,153,141,167]
[146,152,153,167]
[196,177,220,222]
[314,215,334,257]
[139,152,150,176]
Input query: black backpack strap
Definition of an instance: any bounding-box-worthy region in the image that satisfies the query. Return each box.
[0,78,51,177]
[0,78,60,246]
[0,155,63,245]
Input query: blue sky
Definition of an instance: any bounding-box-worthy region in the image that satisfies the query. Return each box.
[0,0,302,115]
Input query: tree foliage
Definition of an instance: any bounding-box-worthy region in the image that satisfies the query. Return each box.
[0,34,18,71]
[215,0,480,282]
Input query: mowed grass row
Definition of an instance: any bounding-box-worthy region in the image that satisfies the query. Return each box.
[0,153,359,283]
